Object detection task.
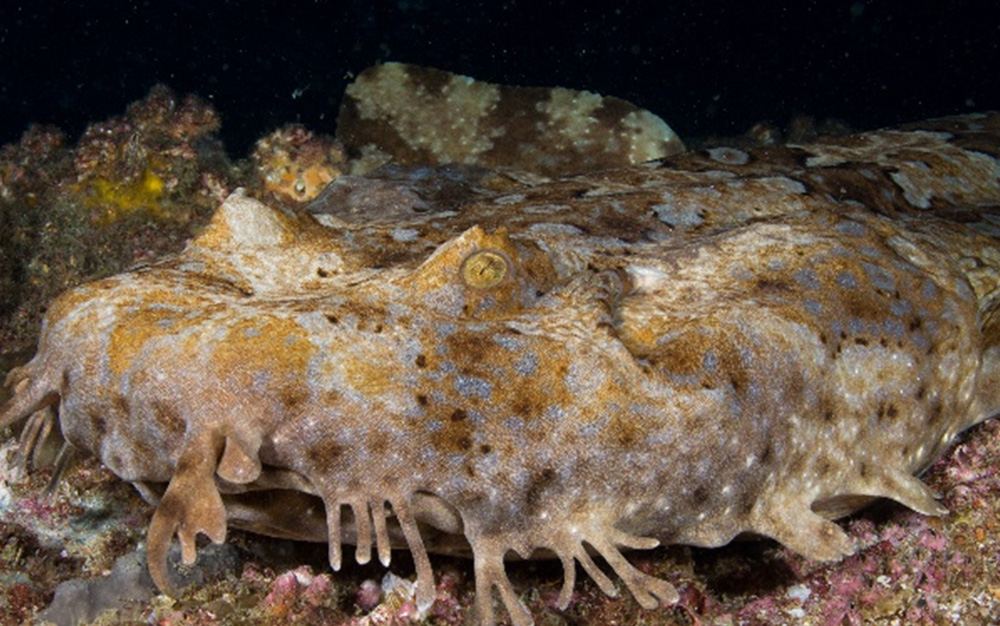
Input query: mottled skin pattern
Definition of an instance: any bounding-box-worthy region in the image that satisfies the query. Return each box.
[336,62,684,176]
[3,113,1000,625]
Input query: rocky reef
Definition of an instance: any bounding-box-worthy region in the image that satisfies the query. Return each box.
[1,68,998,626]
[0,86,239,356]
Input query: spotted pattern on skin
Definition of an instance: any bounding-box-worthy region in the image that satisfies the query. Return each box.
[336,62,685,176]
[3,112,1000,626]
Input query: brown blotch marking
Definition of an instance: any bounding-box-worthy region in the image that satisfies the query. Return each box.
[325,314,339,325]
[129,438,156,469]
[112,394,130,416]
[278,384,310,412]
[855,337,870,346]
[593,210,649,243]
[369,432,391,456]
[479,444,492,454]
[915,385,926,400]
[646,329,750,394]
[927,401,944,427]
[491,351,573,428]
[525,467,558,514]
[691,486,709,509]
[859,463,870,478]
[722,344,752,394]
[89,410,107,437]
[759,443,773,465]
[816,458,833,477]
[321,389,343,407]
[306,442,344,474]
[415,353,428,368]
[151,400,183,433]
[886,403,899,419]
[444,330,497,373]
[834,269,898,327]
[416,394,429,406]
[608,410,642,448]
[511,394,537,419]
[429,406,475,454]
[755,277,793,293]
[347,302,392,333]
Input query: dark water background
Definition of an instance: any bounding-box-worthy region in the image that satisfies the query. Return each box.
[1,0,998,156]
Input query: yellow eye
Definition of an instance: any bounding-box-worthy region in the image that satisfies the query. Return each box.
[461,249,510,289]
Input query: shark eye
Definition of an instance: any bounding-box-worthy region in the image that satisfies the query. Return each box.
[460,249,511,289]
